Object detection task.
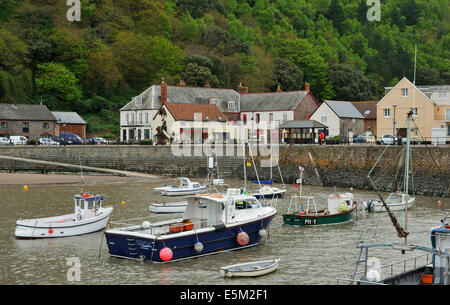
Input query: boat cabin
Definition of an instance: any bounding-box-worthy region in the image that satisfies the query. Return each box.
[328,193,354,214]
[73,193,104,219]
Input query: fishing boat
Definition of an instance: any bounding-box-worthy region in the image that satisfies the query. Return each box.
[336,214,450,285]
[248,186,286,199]
[219,258,280,278]
[149,201,188,214]
[105,192,277,262]
[15,193,113,239]
[283,167,356,226]
[155,177,207,196]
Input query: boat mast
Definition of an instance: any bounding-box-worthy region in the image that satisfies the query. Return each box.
[242,140,247,190]
[404,111,412,244]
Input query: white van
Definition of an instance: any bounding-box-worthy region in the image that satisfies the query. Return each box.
[10,136,27,145]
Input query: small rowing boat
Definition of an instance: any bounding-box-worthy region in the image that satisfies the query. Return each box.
[219,259,280,278]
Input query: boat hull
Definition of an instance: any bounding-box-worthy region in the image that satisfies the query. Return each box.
[105,214,275,263]
[283,207,355,226]
[162,186,207,196]
[364,197,415,212]
[251,189,286,199]
[15,208,113,239]
[219,259,279,278]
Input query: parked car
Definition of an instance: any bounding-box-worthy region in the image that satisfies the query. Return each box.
[380,134,398,145]
[10,136,27,145]
[0,137,12,145]
[83,137,95,145]
[353,135,366,143]
[60,132,83,145]
[51,136,69,145]
[93,137,109,144]
[39,137,60,146]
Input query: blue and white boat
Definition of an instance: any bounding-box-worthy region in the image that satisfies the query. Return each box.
[248,185,286,199]
[154,177,207,196]
[104,191,277,262]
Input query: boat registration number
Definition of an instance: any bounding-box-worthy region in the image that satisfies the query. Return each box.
[304,219,317,225]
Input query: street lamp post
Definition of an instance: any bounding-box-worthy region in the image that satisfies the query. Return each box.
[393,104,397,136]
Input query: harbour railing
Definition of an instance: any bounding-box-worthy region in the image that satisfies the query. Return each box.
[336,252,431,285]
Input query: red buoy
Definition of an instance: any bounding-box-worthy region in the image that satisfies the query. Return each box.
[236,232,249,246]
[159,247,173,261]
[48,229,53,234]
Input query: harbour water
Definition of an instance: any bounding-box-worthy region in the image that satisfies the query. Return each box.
[0,177,447,285]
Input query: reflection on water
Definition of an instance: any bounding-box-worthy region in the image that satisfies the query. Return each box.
[0,177,447,285]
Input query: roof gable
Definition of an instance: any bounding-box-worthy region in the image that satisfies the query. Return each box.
[323,101,364,119]
[240,91,308,111]
[0,104,56,121]
[52,112,86,124]
[163,104,226,122]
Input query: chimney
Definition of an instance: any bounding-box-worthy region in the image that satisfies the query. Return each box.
[204,81,210,88]
[161,78,167,105]
[237,82,248,94]
[276,85,282,93]
[305,82,310,92]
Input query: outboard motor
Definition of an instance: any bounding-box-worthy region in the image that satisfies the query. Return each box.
[365,200,373,212]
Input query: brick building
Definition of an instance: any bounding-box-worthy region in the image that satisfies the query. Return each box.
[0,104,57,139]
[52,112,87,138]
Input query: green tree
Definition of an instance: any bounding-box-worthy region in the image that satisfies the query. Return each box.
[35,63,82,101]
[328,63,373,101]
[182,63,219,87]
[85,45,122,95]
[272,58,303,92]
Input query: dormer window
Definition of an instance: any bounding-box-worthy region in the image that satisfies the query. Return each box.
[402,88,408,97]
[438,91,447,99]
[228,101,236,111]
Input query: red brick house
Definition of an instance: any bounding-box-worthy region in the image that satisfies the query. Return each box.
[52,112,87,138]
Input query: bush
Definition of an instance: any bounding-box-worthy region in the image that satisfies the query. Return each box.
[139,139,153,145]
[27,138,37,145]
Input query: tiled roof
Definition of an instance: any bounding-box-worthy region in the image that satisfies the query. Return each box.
[280,120,328,129]
[323,101,364,119]
[164,103,227,122]
[0,104,56,121]
[52,112,86,124]
[351,101,378,119]
[120,85,240,112]
[240,91,309,111]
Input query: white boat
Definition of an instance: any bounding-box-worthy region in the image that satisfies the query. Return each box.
[15,193,113,239]
[219,259,280,278]
[363,192,415,212]
[149,201,188,214]
[249,185,286,199]
[156,177,207,196]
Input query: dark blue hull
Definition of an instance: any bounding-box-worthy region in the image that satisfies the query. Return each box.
[105,214,275,262]
[251,191,285,199]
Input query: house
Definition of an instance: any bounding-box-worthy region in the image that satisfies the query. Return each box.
[379,78,450,142]
[120,80,240,143]
[151,103,227,145]
[351,101,378,137]
[239,82,319,143]
[0,104,57,139]
[51,111,87,138]
[309,100,364,138]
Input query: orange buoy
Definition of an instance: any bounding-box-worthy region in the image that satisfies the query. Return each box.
[159,247,173,261]
[237,232,249,246]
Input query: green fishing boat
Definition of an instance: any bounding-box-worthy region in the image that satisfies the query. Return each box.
[283,167,356,226]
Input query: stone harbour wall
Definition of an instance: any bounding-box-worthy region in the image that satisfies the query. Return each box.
[0,145,448,197]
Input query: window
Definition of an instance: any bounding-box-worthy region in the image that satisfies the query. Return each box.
[122,129,127,141]
[139,113,142,124]
[256,114,260,124]
[352,118,356,123]
[283,113,288,124]
[412,107,418,116]
[269,113,273,122]
[43,122,49,129]
[321,116,327,124]
[235,198,260,210]
[131,113,135,124]
[1,122,7,128]
[446,109,450,121]
[448,123,450,136]
[22,122,29,133]
[144,129,150,139]
[384,109,390,117]
[145,113,149,124]
[126,113,129,124]
[402,88,408,97]
[228,101,236,111]
[438,91,447,99]
[243,114,247,125]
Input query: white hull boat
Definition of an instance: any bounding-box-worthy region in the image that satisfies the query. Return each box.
[219,259,280,278]
[15,193,113,239]
[364,193,415,212]
[149,201,188,214]
[158,177,207,196]
[249,186,286,199]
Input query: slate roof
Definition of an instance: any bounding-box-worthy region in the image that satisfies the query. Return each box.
[120,85,240,113]
[323,101,364,119]
[240,91,309,111]
[279,120,328,129]
[351,101,378,120]
[52,112,87,124]
[0,104,56,121]
[163,104,227,122]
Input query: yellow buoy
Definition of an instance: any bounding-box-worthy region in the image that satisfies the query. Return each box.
[121,201,126,205]
[23,185,28,190]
